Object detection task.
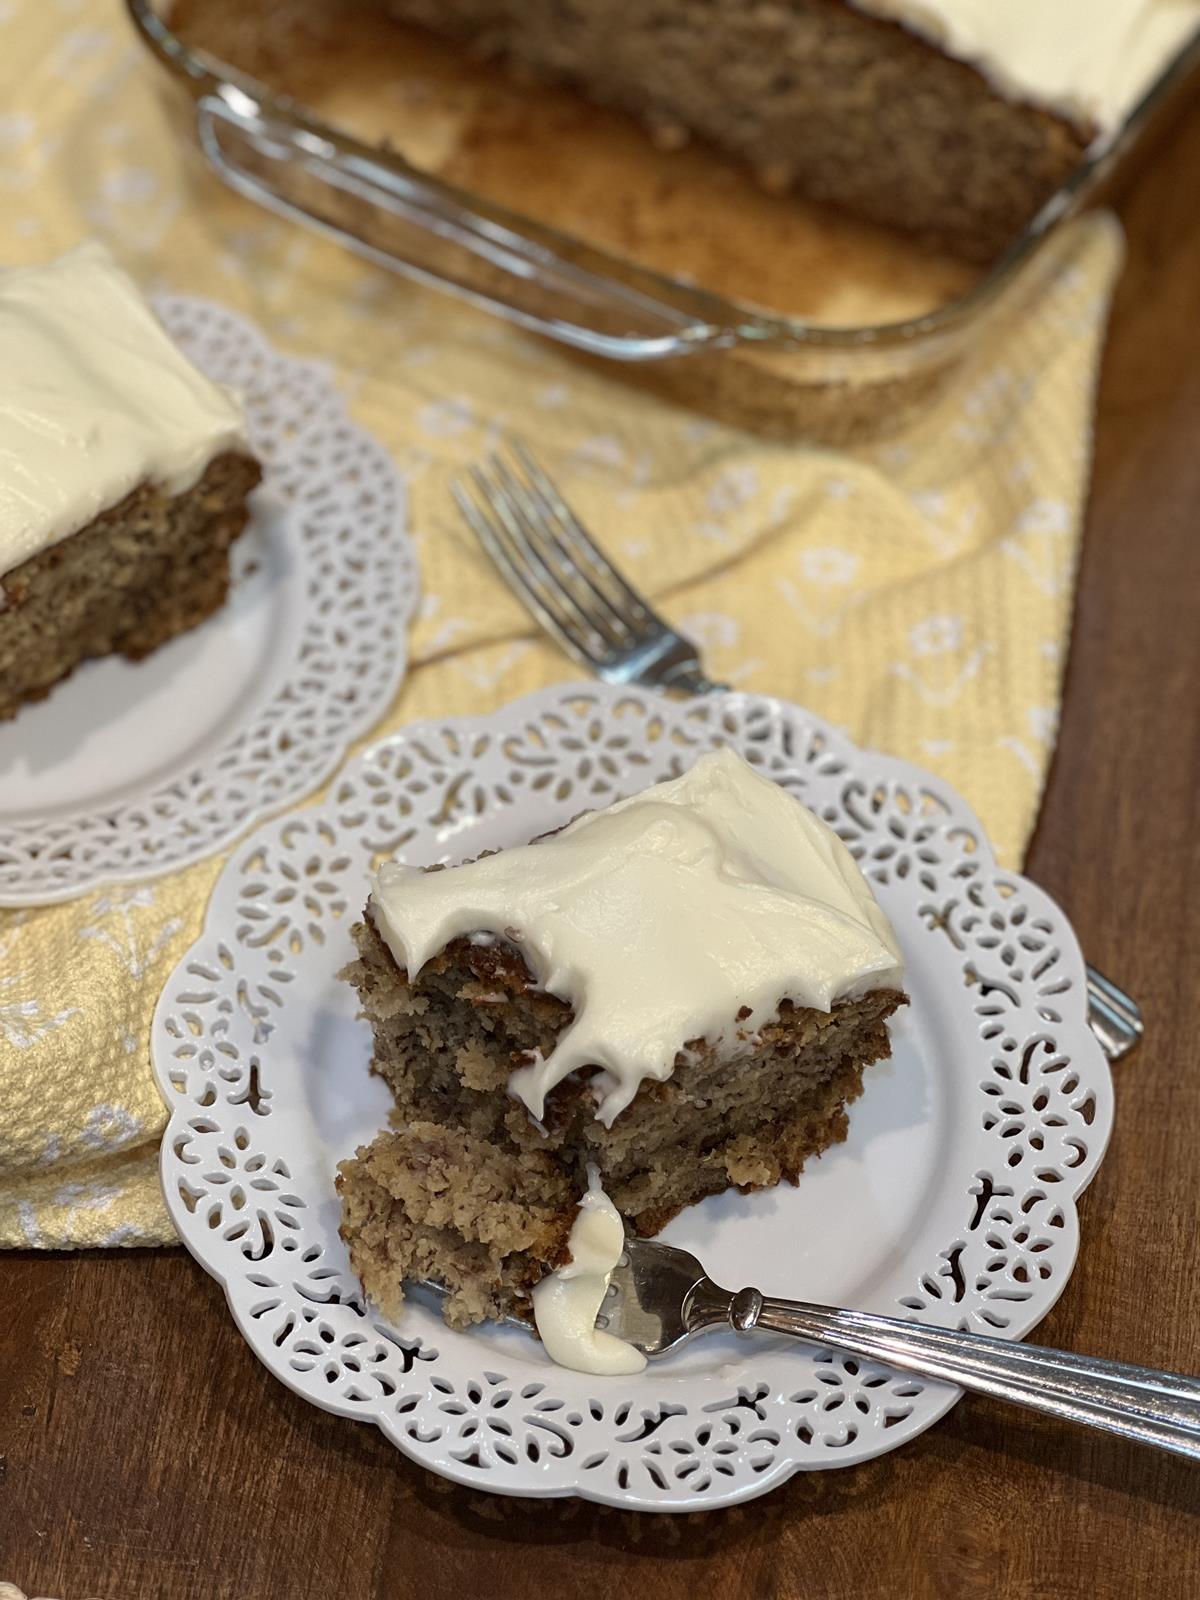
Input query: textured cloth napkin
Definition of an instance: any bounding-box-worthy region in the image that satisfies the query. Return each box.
[0,0,1124,1249]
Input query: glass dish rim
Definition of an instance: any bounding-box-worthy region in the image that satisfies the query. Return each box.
[126,0,1200,358]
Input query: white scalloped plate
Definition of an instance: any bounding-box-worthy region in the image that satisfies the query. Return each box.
[0,295,417,905]
[151,683,1113,1511]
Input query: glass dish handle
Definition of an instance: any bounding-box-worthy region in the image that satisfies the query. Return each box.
[195,85,748,363]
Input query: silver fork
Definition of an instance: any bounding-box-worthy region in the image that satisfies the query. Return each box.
[602,1236,1200,1460]
[451,442,1144,1062]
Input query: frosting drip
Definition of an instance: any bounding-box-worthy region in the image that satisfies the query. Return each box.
[850,0,1200,131]
[531,1171,645,1377]
[370,747,904,1126]
[0,241,247,581]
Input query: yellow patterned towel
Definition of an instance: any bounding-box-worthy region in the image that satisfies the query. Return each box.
[0,1,1123,1248]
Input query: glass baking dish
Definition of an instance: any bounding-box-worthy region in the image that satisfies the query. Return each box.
[127,0,1200,442]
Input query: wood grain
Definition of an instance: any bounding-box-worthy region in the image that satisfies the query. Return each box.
[3,79,1200,1600]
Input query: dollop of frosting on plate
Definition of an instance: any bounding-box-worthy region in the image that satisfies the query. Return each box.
[370,746,904,1126]
[0,241,248,581]
[531,1172,645,1377]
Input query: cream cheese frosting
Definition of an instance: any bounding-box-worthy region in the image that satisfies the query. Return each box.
[0,241,247,581]
[531,1170,646,1377]
[370,746,904,1127]
[850,0,1200,132]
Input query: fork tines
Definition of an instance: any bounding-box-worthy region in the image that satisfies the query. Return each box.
[451,441,657,671]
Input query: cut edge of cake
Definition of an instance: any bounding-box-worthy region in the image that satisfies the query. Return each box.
[0,242,261,721]
[0,451,261,720]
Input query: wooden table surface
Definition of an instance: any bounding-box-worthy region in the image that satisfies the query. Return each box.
[4,86,1200,1600]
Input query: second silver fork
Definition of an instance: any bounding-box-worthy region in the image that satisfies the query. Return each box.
[451,442,1143,1063]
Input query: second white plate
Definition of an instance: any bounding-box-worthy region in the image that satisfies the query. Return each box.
[0,294,418,905]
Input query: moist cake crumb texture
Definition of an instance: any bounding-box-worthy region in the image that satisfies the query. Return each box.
[0,453,261,721]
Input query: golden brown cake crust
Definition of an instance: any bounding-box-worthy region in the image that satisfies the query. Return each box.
[0,450,261,722]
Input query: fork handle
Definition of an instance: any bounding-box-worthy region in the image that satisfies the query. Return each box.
[657,666,731,696]
[732,1292,1200,1459]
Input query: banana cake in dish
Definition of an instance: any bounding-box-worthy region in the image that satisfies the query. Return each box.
[0,242,260,722]
[337,747,908,1341]
[166,2,1200,268]
[371,0,1199,262]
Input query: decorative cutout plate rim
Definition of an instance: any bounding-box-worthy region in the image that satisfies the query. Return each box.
[151,682,1113,1511]
[0,293,418,905]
